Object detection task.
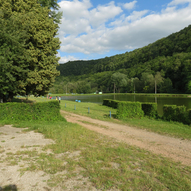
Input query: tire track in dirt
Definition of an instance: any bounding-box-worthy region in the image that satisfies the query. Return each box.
[61,110,191,166]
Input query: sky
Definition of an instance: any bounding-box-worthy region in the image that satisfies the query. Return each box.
[57,0,191,63]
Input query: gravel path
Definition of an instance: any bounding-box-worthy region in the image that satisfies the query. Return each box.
[61,110,191,166]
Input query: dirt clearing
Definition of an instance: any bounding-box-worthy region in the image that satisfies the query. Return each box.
[0,125,99,191]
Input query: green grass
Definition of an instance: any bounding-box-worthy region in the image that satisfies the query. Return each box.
[59,100,191,140]
[4,120,191,190]
[25,97,191,140]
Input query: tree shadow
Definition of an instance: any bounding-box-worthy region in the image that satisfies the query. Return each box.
[0,184,17,191]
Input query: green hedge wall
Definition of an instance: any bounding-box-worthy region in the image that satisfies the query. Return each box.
[163,105,187,124]
[103,99,120,109]
[187,109,191,124]
[141,103,158,118]
[103,99,112,107]
[0,101,66,122]
[116,101,144,119]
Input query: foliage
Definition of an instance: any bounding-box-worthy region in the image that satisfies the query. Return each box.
[38,0,62,24]
[141,103,158,118]
[116,101,144,119]
[0,15,28,100]
[111,72,127,93]
[0,101,65,122]
[102,99,120,109]
[163,105,188,124]
[0,0,60,100]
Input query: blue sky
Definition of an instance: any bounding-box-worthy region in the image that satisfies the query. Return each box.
[57,0,191,63]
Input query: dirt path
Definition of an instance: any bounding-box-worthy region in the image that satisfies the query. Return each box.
[61,110,191,166]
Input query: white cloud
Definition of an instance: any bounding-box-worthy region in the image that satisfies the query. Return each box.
[126,10,149,22]
[123,0,137,10]
[168,0,191,6]
[58,0,191,57]
[89,1,122,28]
[59,55,79,63]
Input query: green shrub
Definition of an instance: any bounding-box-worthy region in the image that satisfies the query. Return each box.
[103,99,120,109]
[186,109,191,125]
[103,99,112,107]
[116,101,144,119]
[110,100,120,109]
[141,103,158,118]
[163,105,187,124]
[0,101,66,122]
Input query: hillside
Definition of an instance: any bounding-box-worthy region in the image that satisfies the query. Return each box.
[52,25,191,94]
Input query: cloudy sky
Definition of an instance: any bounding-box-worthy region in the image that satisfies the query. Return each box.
[57,0,191,63]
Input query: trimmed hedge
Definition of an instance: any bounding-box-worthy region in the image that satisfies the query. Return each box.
[187,109,191,124]
[141,102,158,118]
[0,101,66,122]
[103,99,120,109]
[103,99,112,107]
[163,105,187,124]
[116,101,144,119]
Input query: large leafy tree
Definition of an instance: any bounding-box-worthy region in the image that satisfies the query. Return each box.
[0,13,29,101]
[111,72,127,93]
[0,0,61,100]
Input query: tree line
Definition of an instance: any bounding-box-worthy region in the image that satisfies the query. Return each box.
[54,25,191,94]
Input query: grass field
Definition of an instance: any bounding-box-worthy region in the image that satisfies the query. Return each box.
[25,97,191,140]
[6,120,191,190]
[1,97,190,190]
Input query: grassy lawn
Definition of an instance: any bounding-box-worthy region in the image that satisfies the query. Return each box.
[1,97,191,190]
[7,120,191,190]
[26,97,191,140]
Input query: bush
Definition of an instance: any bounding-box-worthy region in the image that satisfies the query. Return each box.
[116,101,144,119]
[141,103,158,118]
[110,100,120,109]
[103,99,120,109]
[103,99,112,107]
[0,101,66,122]
[163,105,187,124]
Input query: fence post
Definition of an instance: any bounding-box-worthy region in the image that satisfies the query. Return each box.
[88,107,90,114]
[65,103,66,108]
[74,105,76,110]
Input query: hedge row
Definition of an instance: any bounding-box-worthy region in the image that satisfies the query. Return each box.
[103,99,120,109]
[116,101,144,119]
[103,99,191,125]
[103,99,157,119]
[0,101,66,122]
[141,103,158,118]
[163,105,191,125]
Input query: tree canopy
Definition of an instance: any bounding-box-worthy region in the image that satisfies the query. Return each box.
[0,0,61,101]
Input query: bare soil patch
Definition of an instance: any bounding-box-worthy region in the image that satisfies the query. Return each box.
[61,110,191,166]
[0,125,99,191]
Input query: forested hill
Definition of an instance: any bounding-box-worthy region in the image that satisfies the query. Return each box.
[57,25,191,77]
[53,25,191,94]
